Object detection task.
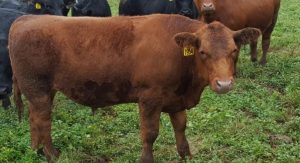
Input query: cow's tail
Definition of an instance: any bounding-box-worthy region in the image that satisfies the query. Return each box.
[13,75,24,122]
[262,0,280,42]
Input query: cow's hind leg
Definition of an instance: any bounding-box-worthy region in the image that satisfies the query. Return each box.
[260,4,280,65]
[250,41,258,62]
[169,111,192,160]
[139,99,162,163]
[28,91,58,162]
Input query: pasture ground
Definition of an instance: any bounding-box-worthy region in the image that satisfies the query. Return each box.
[0,0,299,162]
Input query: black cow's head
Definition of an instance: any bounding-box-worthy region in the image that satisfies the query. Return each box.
[72,0,111,17]
[26,0,64,15]
[0,38,12,107]
[175,0,194,18]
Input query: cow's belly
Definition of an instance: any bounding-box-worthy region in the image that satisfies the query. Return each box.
[54,79,136,108]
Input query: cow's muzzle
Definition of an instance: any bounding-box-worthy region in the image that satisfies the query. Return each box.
[201,3,215,14]
[211,78,234,94]
[0,86,10,96]
[179,9,193,18]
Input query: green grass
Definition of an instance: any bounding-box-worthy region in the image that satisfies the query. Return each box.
[1,0,299,162]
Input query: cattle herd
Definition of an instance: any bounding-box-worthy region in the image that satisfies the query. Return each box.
[0,0,281,162]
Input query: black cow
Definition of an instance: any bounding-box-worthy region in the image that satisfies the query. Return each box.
[119,0,199,19]
[0,0,63,109]
[0,0,64,15]
[0,8,25,109]
[71,0,111,17]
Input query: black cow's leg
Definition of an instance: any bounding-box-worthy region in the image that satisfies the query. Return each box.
[138,100,161,163]
[169,110,192,160]
[250,41,258,62]
[28,91,58,162]
[2,97,11,109]
[13,78,24,121]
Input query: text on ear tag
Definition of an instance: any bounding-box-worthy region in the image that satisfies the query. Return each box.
[35,3,42,9]
[183,47,194,57]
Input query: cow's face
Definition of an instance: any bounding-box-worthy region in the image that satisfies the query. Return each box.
[174,22,260,94]
[175,0,194,18]
[72,0,90,16]
[0,40,12,99]
[27,0,64,15]
[198,0,216,15]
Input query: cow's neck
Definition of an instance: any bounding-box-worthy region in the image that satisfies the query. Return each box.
[178,59,208,110]
[201,13,218,24]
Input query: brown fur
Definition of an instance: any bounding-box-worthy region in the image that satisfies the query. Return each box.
[195,0,281,64]
[9,14,260,162]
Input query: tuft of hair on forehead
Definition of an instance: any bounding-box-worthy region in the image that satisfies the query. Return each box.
[206,21,228,33]
[202,21,232,54]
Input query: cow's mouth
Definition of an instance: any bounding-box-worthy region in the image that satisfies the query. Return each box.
[202,9,215,16]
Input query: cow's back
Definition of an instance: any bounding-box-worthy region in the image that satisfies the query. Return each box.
[0,8,25,36]
[119,0,169,15]
[211,0,280,31]
[9,15,201,107]
[0,0,23,10]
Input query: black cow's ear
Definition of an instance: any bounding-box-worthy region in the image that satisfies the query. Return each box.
[174,32,198,48]
[234,28,261,46]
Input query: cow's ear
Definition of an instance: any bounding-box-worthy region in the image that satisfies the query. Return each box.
[234,28,261,46]
[174,32,199,48]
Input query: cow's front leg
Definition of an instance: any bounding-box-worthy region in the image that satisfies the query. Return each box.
[139,101,162,163]
[28,93,58,162]
[169,110,192,160]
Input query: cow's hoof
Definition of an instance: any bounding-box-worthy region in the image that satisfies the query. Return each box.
[2,98,11,109]
[44,147,60,162]
[259,60,267,65]
[251,57,257,62]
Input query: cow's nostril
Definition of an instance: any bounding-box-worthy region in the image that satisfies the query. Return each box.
[180,9,192,15]
[216,80,222,87]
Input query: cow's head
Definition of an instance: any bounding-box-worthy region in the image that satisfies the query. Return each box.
[0,39,12,100]
[175,0,195,18]
[27,0,64,15]
[174,22,260,94]
[72,0,110,17]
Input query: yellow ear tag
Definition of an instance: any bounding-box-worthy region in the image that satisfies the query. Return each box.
[35,3,42,10]
[183,47,195,57]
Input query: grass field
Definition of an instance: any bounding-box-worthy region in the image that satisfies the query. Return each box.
[0,0,299,162]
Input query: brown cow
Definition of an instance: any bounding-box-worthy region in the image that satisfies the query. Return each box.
[194,0,281,65]
[9,14,260,162]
